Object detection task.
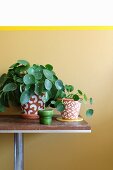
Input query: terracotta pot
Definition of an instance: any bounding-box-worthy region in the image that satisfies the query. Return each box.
[21,94,44,119]
[61,98,81,120]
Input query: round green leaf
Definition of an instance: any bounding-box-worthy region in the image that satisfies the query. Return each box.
[15,65,29,74]
[34,72,42,80]
[16,78,23,83]
[9,63,19,69]
[52,75,58,82]
[17,60,30,66]
[28,67,35,75]
[32,64,39,69]
[28,67,42,80]
[35,82,43,95]
[42,91,50,103]
[23,74,35,85]
[40,65,45,70]
[69,85,74,92]
[3,83,17,92]
[25,84,31,91]
[65,85,74,92]
[86,109,94,117]
[73,94,79,101]
[20,90,33,104]
[55,90,66,99]
[56,103,65,112]
[55,80,64,90]
[0,74,7,88]
[44,79,52,91]
[43,69,53,80]
[45,64,53,71]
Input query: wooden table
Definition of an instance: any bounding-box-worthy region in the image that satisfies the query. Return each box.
[0,115,91,170]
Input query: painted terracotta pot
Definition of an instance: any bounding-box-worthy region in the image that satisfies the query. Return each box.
[21,94,44,119]
[61,98,81,120]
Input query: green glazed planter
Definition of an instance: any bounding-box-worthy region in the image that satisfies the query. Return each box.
[38,109,54,125]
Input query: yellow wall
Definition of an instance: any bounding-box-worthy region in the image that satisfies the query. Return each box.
[0,30,113,170]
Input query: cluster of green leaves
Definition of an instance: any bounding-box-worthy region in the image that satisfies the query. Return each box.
[20,63,65,105]
[50,84,94,116]
[0,59,94,117]
[0,60,65,112]
[0,60,30,112]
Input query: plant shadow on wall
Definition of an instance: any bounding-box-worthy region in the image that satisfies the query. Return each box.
[0,60,94,120]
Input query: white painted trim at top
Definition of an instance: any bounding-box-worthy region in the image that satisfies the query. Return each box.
[0,130,91,134]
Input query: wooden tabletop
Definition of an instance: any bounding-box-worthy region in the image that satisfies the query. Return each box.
[0,115,91,133]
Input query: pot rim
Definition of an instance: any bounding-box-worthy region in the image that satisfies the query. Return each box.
[58,98,82,102]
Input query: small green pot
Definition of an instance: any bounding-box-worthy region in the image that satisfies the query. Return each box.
[38,109,54,125]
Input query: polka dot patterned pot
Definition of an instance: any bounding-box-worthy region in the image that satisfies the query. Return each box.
[21,94,44,119]
[61,98,81,120]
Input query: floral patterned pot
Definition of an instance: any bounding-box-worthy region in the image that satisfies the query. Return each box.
[21,94,44,119]
[61,98,81,120]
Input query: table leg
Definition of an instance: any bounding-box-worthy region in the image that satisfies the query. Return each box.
[14,133,24,170]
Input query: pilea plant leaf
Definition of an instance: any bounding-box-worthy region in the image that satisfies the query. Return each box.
[86,109,94,117]
[15,65,29,74]
[27,67,35,75]
[23,74,35,85]
[28,67,42,80]
[35,83,43,95]
[52,75,58,82]
[90,97,93,105]
[9,63,19,69]
[65,85,74,92]
[16,78,23,83]
[0,74,7,88]
[55,80,64,90]
[50,84,58,98]
[56,102,65,112]
[42,91,51,103]
[3,83,17,92]
[20,90,33,105]
[84,94,88,101]
[73,94,79,101]
[78,89,83,95]
[45,64,53,71]
[44,79,52,91]
[34,71,42,81]
[55,90,66,99]
[17,60,30,66]
[25,84,31,91]
[43,69,53,80]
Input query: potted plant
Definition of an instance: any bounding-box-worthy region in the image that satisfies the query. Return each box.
[0,59,94,121]
[0,60,30,113]
[0,60,64,119]
[49,84,94,121]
